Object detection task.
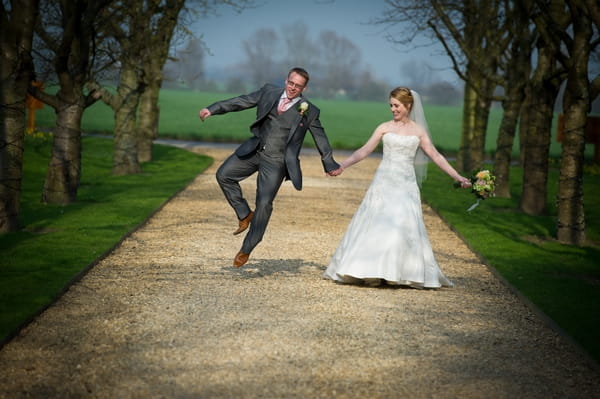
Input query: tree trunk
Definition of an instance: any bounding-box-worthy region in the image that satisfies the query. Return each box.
[518,87,533,167]
[556,3,592,245]
[457,65,492,173]
[113,64,142,175]
[28,0,112,204]
[493,91,522,198]
[42,102,83,204]
[472,79,492,169]
[457,78,477,172]
[137,80,160,163]
[520,43,561,215]
[493,3,532,198]
[136,0,185,163]
[0,0,38,233]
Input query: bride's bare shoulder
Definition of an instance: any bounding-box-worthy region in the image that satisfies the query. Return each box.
[378,120,394,128]
[376,120,395,132]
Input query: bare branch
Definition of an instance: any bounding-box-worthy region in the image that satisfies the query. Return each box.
[427,20,467,81]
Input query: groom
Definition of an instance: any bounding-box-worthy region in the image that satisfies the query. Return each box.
[199,67,340,267]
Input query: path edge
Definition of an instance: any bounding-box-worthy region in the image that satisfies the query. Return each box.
[424,200,600,373]
[0,157,214,350]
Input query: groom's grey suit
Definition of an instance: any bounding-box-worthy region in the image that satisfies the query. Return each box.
[206,83,340,255]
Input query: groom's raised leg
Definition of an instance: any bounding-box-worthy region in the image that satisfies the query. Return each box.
[216,153,258,226]
[240,157,286,255]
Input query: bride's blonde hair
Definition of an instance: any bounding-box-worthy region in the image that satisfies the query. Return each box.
[390,87,413,111]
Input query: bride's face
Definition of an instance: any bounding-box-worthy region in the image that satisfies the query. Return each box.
[389,97,410,121]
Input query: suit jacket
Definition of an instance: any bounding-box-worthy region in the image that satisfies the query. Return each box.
[206,84,340,190]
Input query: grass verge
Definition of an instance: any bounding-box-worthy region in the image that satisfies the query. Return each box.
[0,134,212,344]
[421,164,600,363]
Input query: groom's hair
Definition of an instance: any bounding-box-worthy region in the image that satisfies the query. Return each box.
[288,67,310,84]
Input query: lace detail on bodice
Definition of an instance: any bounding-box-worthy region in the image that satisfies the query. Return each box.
[380,134,420,178]
[374,134,420,187]
[361,134,420,214]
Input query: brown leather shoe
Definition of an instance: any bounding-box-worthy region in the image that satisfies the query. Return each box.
[233,251,249,267]
[233,211,254,235]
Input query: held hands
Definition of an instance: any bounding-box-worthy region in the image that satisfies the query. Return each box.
[199,108,211,121]
[328,167,344,177]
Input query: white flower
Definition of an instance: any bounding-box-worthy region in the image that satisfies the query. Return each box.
[298,101,309,115]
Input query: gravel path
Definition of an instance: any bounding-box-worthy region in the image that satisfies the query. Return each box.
[1,145,599,399]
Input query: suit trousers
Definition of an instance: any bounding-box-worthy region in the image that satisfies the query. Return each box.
[216,151,287,254]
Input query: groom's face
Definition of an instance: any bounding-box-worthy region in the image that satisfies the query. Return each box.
[285,72,307,99]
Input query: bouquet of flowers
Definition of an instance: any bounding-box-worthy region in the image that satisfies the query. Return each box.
[456,168,496,211]
[470,169,496,200]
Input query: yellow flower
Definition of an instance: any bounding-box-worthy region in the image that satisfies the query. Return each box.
[476,170,489,179]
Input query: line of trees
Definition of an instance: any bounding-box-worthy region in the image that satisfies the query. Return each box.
[164,21,398,101]
[1,0,598,247]
[163,21,462,104]
[378,0,599,246]
[0,0,252,233]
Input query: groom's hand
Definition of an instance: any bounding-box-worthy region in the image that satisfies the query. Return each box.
[199,108,211,121]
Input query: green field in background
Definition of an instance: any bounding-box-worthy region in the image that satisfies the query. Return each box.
[34,88,578,157]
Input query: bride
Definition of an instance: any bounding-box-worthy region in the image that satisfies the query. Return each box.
[324,87,471,289]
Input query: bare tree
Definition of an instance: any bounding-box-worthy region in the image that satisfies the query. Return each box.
[242,28,281,88]
[399,60,434,92]
[316,30,362,98]
[280,21,320,74]
[137,0,255,163]
[379,0,509,173]
[519,0,570,216]
[90,0,174,173]
[29,0,113,204]
[0,0,39,232]
[239,22,370,98]
[541,0,599,244]
[89,0,148,175]
[89,0,254,172]
[428,0,510,173]
[353,70,390,102]
[137,0,187,163]
[492,0,536,198]
[169,37,207,90]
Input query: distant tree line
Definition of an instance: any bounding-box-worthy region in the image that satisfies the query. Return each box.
[163,21,462,104]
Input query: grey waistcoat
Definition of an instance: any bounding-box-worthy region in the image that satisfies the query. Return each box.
[259,102,298,158]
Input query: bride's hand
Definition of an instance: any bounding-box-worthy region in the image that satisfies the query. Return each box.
[458,178,471,188]
[328,167,343,177]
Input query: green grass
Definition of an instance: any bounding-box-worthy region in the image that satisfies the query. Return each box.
[34,89,579,157]
[0,134,212,342]
[421,164,600,362]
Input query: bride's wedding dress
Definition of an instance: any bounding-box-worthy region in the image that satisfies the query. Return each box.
[323,133,453,288]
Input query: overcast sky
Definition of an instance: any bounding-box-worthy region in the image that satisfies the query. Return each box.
[193,0,459,86]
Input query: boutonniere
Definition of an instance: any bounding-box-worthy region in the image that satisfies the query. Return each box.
[297,101,309,115]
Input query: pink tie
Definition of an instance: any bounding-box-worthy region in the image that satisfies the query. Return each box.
[277,98,291,115]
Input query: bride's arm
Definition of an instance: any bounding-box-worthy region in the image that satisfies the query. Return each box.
[339,125,385,170]
[418,129,471,187]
